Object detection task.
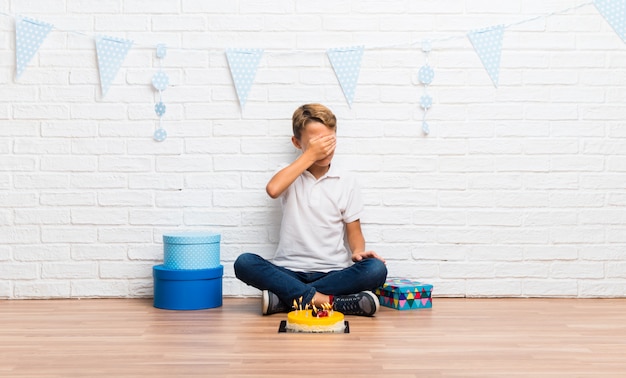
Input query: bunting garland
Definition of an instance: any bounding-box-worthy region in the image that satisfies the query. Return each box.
[95,35,133,97]
[467,25,505,88]
[327,45,365,108]
[226,48,264,111]
[2,1,626,136]
[593,0,626,43]
[15,16,53,79]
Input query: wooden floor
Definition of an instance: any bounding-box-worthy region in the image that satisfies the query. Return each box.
[1,298,625,377]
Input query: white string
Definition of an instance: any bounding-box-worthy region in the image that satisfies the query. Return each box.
[1,2,595,54]
[504,2,593,29]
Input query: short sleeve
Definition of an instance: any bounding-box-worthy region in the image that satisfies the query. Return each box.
[342,175,364,224]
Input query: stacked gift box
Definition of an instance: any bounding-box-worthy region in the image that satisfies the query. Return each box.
[375,278,433,310]
[153,232,223,310]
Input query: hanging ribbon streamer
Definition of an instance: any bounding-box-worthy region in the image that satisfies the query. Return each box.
[418,40,434,135]
[95,35,133,97]
[15,16,53,79]
[327,45,364,108]
[152,44,169,142]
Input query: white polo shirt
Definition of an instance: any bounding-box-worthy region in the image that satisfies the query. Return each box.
[271,164,364,273]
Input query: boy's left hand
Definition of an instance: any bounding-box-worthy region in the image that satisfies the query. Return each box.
[352,250,386,264]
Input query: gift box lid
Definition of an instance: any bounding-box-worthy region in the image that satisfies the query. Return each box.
[153,264,223,280]
[382,278,433,292]
[163,232,220,245]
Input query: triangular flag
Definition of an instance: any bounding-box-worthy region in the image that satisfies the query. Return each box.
[327,45,364,108]
[226,48,264,110]
[594,0,626,43]
[95,35,133,97]
[15,16,53,79]
[467,25,505,87]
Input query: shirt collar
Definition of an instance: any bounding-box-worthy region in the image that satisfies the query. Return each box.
[304,163,341,180]
[325,163,341,178]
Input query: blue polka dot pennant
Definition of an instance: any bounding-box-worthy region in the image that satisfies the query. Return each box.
[226,48,264,111]
[95,35,133,97]
[15,16,53,79]
[327,45,364,108]
[594,0,626,43]
[467,25,505,88]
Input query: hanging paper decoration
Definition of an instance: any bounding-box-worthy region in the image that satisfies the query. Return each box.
[226,48,264,111]
[15,16,53,79]
[327,45,364,108]
[594,0,626,43]
[152,44,169,142]
[418,39,434,135]
[467,25,505,87]
[156,44,167,59]
[95,35,133,97]
[4,2,625,123]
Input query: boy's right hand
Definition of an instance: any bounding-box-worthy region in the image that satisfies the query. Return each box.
[305,134,336,162]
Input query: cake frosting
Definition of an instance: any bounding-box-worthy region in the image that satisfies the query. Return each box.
[285,309,345,333]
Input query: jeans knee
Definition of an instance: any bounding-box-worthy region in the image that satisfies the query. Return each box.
[233,252,257,277]
[366,258,388,285]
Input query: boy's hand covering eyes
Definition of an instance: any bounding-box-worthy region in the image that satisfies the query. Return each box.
[307,135,336,161]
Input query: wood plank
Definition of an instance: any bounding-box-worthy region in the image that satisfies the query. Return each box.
[1,298,625,377]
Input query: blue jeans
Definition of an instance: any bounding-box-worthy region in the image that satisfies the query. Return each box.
[234,252,388,306]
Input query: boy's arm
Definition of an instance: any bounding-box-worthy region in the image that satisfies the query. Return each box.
[266,135,335,198]
[346,220,385,263]
[266,152,316,199]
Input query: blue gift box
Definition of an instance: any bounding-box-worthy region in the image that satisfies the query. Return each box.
[375,278,433,310]
[153,264,223,310]
[163,232,220,270]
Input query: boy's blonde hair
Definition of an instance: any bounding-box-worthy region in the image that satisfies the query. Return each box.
[291,103,337,140]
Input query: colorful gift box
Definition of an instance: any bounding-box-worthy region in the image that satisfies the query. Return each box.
[375,278,433,310]
[163,232,220,270]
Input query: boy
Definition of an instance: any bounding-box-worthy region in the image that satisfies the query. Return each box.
[234,103,387,316]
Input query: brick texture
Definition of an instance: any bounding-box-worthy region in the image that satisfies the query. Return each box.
[1,0,625,299]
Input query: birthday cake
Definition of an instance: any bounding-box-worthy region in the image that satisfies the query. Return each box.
[285,304,345,333]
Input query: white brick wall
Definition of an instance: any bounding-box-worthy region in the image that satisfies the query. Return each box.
[1,0,625,299]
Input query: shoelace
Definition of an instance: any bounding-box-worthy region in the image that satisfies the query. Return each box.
[335,296,367,315]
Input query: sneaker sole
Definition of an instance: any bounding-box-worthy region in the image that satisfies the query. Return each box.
[261,290,270,315]
[363,290,380,316]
